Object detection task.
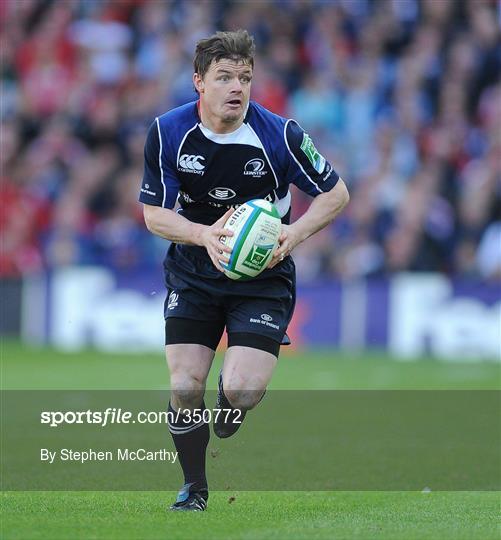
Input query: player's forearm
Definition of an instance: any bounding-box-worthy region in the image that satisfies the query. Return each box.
[291,179,350,243]
[143,204,205,246]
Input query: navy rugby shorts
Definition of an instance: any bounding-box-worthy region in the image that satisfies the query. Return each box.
[162,244,295,353]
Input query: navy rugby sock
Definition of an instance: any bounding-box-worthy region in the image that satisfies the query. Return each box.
[168,401,209,494]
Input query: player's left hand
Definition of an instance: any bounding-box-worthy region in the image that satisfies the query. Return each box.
[268,224,300,269]
[201,208,234,272]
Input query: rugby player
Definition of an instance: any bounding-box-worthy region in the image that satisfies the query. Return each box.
[139,29,349,511]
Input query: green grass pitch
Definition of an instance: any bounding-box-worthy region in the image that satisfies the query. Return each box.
[1,340,500,539]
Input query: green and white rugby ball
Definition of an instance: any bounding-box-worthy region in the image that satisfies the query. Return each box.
[220,199,281,280]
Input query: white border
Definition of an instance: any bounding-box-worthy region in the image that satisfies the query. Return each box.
[155,117,167,207]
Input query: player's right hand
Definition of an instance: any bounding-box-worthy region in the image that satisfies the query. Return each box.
[201,209,234,272]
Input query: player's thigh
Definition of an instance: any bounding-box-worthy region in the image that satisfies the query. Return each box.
[222,345,277,391]
[222,289,292,390]
[166,343,214,410]
[165,343,215,384]
[165,316,225,385]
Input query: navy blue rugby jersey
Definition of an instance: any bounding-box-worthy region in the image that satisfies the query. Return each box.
[139,100,339,226]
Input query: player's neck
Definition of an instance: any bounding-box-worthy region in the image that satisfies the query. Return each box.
[198,101,244,134]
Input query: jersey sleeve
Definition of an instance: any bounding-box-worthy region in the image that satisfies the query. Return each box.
[139,119,180,209]
[285,120,339,196]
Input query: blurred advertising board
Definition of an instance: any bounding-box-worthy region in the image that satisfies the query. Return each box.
[19,268,500,361]
[0,277,23,336]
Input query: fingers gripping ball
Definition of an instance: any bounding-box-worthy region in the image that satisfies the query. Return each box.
[219,199,281,280]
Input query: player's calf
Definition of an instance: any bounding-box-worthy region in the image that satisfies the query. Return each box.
[168,400,210,511]
[168,374,211,510]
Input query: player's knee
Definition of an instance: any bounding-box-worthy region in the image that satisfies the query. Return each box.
[224,389,264,411]
[170,375,205,409]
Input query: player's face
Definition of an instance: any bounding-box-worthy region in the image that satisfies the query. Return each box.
[194,59,252,132]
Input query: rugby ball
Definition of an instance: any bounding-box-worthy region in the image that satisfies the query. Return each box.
[220,199,281,280]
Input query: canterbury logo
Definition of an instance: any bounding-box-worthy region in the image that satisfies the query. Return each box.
[179,154,205,173]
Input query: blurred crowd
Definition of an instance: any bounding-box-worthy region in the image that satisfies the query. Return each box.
[1,0,500,282]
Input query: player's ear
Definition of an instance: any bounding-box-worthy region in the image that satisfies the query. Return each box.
[193,73,204,93]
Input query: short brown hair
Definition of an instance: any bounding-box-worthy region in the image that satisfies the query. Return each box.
[193,29,255,78]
